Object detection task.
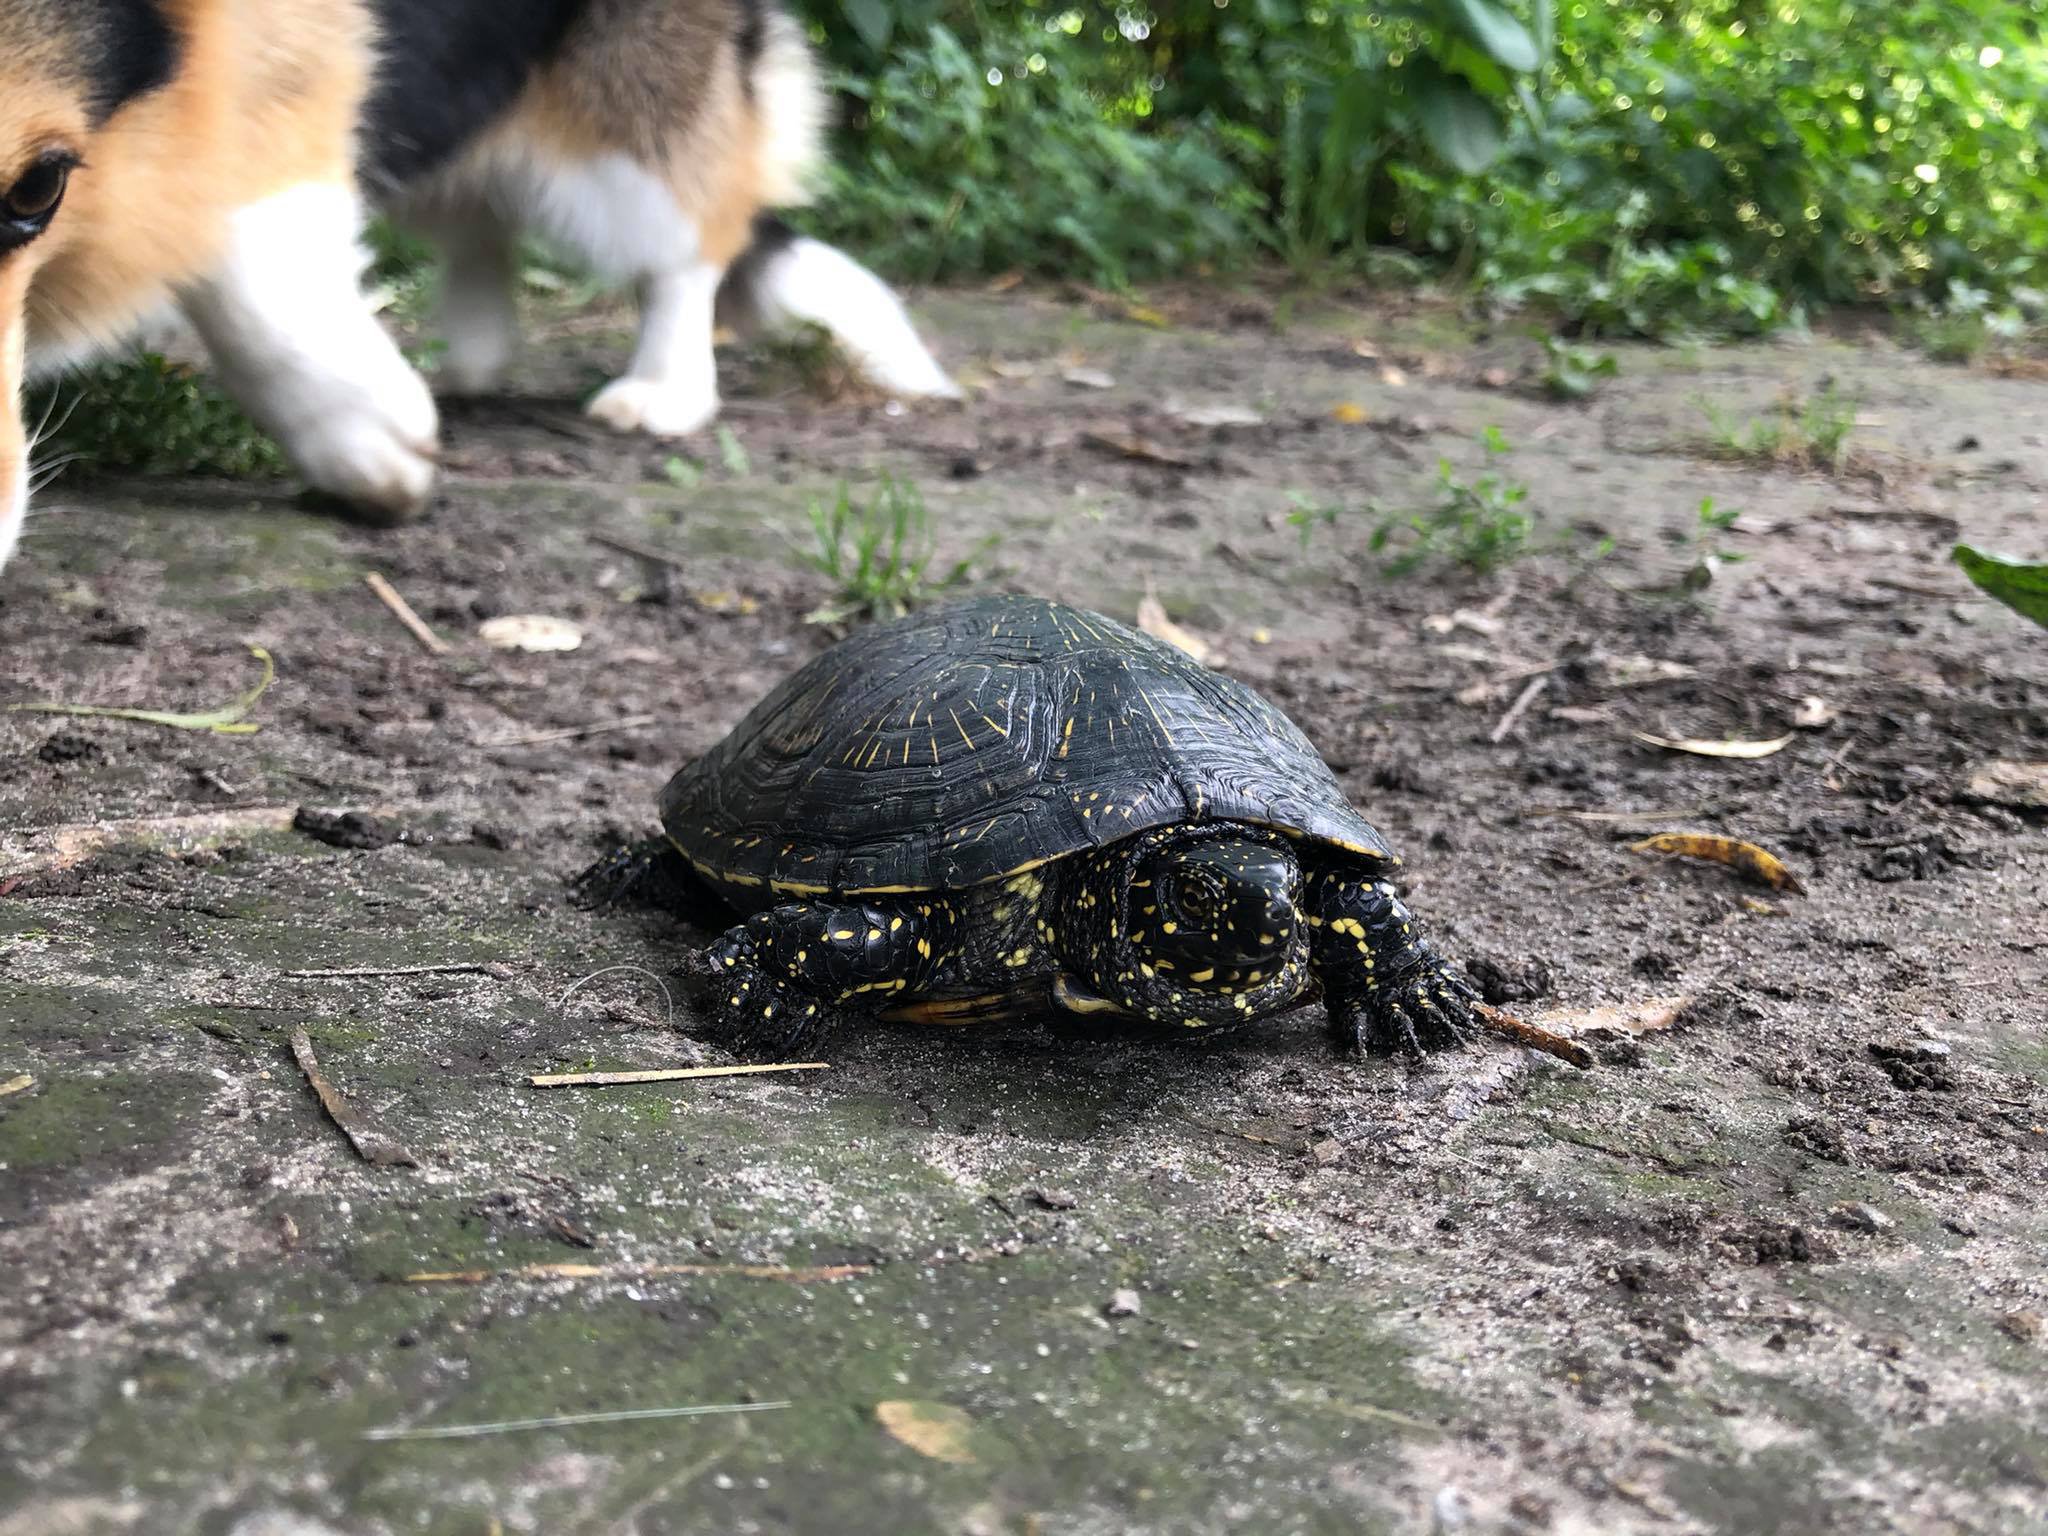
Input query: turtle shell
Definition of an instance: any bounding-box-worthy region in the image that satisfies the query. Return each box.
[659,594,1393,898]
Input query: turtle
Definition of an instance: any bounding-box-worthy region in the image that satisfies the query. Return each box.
[585,593,1481,1056]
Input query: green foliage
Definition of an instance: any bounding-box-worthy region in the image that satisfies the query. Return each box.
[1908,280,2029,363]
[1539,336,1618,399]
[1369,426,1536,575]
[1391,0,2048,332]
[802,13,1261,284]
[799,0,1547,278]
[1285,491,1343,548]
[796,1,2046,334]
[1953,545,2048,630]
[1699,383,1856,470]
[803,475,990,623]
[32,356,284,480]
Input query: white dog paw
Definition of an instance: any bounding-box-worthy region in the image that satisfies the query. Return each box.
[285,372,440,523]
[585,377,719,438]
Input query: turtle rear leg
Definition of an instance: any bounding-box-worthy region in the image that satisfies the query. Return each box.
[1305,866,1478,1057]
[687,899,956,1052]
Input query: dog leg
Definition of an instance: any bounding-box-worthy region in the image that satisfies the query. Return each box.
[584,260,722,438]
[180,183,437,522]
[429,211,520,396]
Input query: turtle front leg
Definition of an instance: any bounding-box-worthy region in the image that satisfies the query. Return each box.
[1305,867,1478,1057]
[573,837,702,913]
[686,899,953,1051]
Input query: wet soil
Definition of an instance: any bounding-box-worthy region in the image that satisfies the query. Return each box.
[2,284,2045,1535]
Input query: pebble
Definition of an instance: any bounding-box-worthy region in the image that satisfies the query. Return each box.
[1105,1288,1142,1318]
[1828,1202,1897,1233]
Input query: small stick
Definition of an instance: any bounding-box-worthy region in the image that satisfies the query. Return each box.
[529,1063,829,1088]
[1470,1001,1596,1069]
[405,1260,873,1285]
[286,962,506,980]
[289,1025,419,1167]
[363,1401,789,1443]
[477,715,657,749]
[364,573,452,655]
[589,531,690,569]
[1488,673,1551,744]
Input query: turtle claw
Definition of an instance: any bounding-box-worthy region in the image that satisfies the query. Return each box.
[1343,962,1479,1058]
[682,944,830,1054]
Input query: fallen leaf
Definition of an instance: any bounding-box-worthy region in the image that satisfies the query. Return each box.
[987,358,1038,379]
[1453,682,1496,707]
[5,646,273,735]
[1174,403,1263,429]
[1123,303,1169,328]
[1083,430,1197,468]
[1421,609,1504,638]
[1378,363,1409,388]
[984,270,1025,293]
[1478,367,1512,388]
[1137,593,1220,666]
[479,615,584,653]
[1350,339,1381,361]
[1792,695,1839,730]
[875,1401,977,1464]
[1331,402,1369,424]
[694,590,760,616]
[1632,730,1794,759]
[1630,832,1805,892]
[0,1073,32,1098]
[1062,366,1116,390]
[1535,995,1693,1037]
[1959,760,2048,810]
[1597,654,1699,688]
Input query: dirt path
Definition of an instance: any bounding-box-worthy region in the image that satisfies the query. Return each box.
[2,287,2044,1535]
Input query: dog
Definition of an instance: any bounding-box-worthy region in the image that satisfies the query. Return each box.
[0,0,957,571]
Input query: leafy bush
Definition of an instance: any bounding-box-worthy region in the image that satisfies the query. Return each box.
[31,355,284,480]
[796,0,2048,335]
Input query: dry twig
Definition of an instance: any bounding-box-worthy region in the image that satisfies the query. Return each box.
[1489,673,1551,744]
[1469,1002,1596,1069]
[363,1401,788,1443]
[405,1260,872,1285]
[289,1025,418,1167]
[529,1063,829,1088]
[476,715,657,749]
[365,573,452,655]
[287,962,506,980]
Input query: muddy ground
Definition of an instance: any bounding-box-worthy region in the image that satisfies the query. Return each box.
[2,284,2044,1536]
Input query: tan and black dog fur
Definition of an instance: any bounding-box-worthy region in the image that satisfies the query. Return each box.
[0,0,955,571]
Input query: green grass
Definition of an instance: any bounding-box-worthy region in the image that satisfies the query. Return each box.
[1539,338,1620,401]
[1368,427,1537,576]
[802,475,991,624]
[1699,384,1857,472]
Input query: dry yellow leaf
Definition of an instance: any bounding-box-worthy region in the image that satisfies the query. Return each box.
[1631,730,1794,759]
[1331,402,1369,424]
[1535,996,1693,1037]
[1136,593,1220,666]
[0,1073,32,1098]
[875,1400,977,1464]
[1630,832,1805,892]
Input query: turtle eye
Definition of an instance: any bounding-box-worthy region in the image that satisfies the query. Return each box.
[2,154,75,240]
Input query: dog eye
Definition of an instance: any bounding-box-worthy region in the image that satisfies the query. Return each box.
[3,155,74,227]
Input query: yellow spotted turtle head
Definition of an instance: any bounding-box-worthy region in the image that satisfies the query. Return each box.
[1143,837,1300,966]
[1061,826,1314,1028]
